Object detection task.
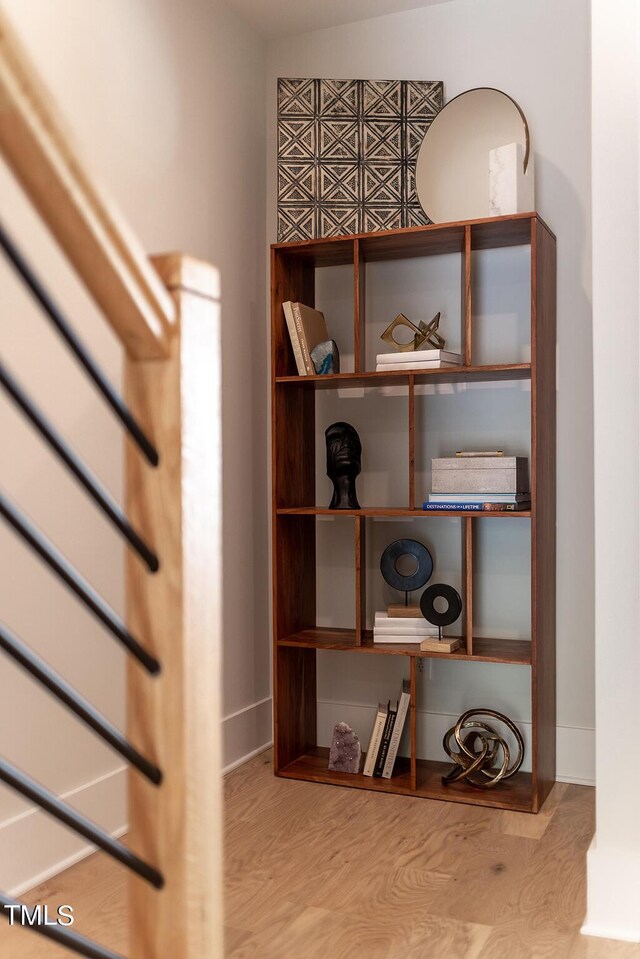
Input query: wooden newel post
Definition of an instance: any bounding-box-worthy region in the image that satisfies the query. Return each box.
[125,255,223,957]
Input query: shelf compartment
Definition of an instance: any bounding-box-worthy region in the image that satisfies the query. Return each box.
[278,627,531,665]
[272,212,554,266]
[277,506,531,518]
[279,747,532,812]
[276,363,531,389]
[280,747,413,793]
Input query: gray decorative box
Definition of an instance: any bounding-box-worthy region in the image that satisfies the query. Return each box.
[431,457,529,494]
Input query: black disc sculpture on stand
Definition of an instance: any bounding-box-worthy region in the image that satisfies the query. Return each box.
[380,539,433,606]
[420,583,463,639]
[326,422,362,509]
[419,582,463,652]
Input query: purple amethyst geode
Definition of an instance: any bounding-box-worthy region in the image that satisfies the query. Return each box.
[328,722,362,774]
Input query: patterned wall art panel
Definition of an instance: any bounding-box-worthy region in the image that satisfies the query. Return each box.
[277,78,444,242]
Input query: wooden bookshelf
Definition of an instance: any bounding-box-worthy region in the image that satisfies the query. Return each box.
[271,212,556,814]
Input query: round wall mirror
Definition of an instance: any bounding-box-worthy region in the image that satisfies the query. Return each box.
[415,87,530,223]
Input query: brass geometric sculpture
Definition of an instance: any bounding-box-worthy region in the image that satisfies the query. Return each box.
[442,708,524,789]
[380,311,445,352]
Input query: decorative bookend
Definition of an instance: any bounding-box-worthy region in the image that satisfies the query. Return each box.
[325,422,361,509]
[311,339,340,375]
[328,722,362,773]
[380,312,445,353]
[442,708,524,789]
[419,583,463,653]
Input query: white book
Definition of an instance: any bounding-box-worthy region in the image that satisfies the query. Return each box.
[373,633,424,645]
[363,702,389,776]
[374,623,439,636]
[282,301,306,375]
[376,349,463,365]
[382,680,411,779]
[374,612,437,634]
[376,360,462,372]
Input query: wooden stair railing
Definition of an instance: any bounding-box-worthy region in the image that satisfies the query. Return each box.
[0,7,223,959]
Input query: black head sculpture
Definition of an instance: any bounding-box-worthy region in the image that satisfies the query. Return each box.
[325,421,362,510]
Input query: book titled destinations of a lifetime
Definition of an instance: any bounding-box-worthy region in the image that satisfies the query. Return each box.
[422,502,531,511]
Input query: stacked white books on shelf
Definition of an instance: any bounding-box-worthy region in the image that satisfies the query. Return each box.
[373,611,438,644]
[376,348,463,372]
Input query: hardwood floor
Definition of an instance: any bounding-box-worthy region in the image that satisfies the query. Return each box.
[1,749,638,958]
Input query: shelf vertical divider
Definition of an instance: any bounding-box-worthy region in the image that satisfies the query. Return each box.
[410,657,418,790]
[271,249,317,773]
[463,516,474,655]
[463,224,472,365]
[354,239,366,372]
[408,373,416,509]
[530,217,557,811]
[355,516,366,646]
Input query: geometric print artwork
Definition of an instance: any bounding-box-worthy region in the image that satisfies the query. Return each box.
[277,78,444,242]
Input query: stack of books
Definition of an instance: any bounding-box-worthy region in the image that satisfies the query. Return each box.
[423,451,531,512]
[363,680,411,779]
[376,348,463,372]
[373,610,438,644]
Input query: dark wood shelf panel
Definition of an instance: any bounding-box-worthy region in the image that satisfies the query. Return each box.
[279,747,533,812]
[278,627,532,665]
[275,363,531,389]
[271,212,555,267]
[280,748,413,793]
[277,506,532,519]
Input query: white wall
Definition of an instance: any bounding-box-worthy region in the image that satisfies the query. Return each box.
[267,0,594,782]
[583,0,640,942]
[0,0,268,892]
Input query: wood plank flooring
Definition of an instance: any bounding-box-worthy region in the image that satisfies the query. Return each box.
[1,749,638,958]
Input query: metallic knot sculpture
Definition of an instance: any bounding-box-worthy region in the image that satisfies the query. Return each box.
[442,708,524,790]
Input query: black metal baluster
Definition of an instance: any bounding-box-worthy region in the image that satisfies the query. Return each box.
[0,622,161,784]
[0,492,160,674]
[0,758,164,888]
[0,221,159,466]
[0,359,159,572]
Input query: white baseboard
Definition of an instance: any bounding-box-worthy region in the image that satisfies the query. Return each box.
[223,741,273,775]
[222,695,273,773]
[582,840,640,941]
[0,765,127,897]
[317,699,595,786]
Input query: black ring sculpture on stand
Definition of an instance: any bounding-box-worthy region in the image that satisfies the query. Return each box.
[419,583,462,632]
[380,539,433,605]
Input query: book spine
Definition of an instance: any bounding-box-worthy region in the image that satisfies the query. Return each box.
[382,693,411,779]
[374,708,396,777]
[422,502,485,511]
[363,708,387,777]
[376,361,461,371]
[421,502,528,512]
[292,302,314,374]
[376,352,462,365]
[283,303,307,376]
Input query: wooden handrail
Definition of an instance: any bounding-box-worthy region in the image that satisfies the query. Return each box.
[0,7,175,359]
